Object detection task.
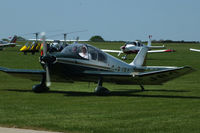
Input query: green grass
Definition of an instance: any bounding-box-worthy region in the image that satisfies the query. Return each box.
[0,42,200,133]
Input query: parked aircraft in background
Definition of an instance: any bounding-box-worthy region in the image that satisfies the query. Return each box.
[190,48,200,52]
[19,32,42,55]
[102,35,174,59]
[20,41,41,55]
[0,33,193,95]
[0,36,18,50]
[20,30,88,55]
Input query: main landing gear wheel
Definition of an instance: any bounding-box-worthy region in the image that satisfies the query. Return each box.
[140,85,145,91]
[95,86,110,96]
[94,78,110,96]
[32,84,49,93]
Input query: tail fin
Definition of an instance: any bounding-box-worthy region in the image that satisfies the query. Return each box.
[147,35,152,47]
[129,47,148,67]
[25,41,29,46]
[10,35,17,43]
[20,42,29,52]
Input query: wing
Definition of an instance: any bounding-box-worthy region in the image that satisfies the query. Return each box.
[101,49,122,53]
[102,49,123,56]
[0,67,45,81]
[148,45,165,49]
[0,43,16,47]
[134,66,193,85]
[83,66,194,85]
[148,49,174,53]
[0,66,194,85]
[190,48,200,52]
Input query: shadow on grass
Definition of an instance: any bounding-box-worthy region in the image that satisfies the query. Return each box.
[114,88,190,93]
[146,58,177,61]
[3,88,200,99]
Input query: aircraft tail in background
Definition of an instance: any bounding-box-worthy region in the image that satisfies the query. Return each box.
[147,35,152,47]
[147,35,165,49]
[9,35,17,43]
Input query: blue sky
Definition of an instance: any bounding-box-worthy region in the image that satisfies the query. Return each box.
[0,0,200,41]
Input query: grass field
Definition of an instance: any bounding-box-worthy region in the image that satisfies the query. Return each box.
[0,42,200,133]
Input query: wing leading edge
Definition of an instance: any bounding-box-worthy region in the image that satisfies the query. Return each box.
[190,48,200,52]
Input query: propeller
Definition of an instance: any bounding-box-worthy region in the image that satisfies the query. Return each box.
[47,30,88,40]
[41,32,51,87]
[118,45,126,56]
[75,36,79,43]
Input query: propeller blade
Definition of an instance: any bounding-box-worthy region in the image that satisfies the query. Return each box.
[41,32,51,87]
[46,65,51,87]
[41,32,47,56]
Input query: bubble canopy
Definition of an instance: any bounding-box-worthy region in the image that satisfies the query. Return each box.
[61,43,107,63]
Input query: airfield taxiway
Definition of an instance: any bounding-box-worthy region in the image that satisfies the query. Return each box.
[0,127,61,133]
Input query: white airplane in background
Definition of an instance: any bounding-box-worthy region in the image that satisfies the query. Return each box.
[0,35,18,50]
[190,48,200,52]
[102,35,174,59]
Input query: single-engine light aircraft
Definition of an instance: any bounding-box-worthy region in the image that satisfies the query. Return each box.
[0,33,193,95]
[0,35,18,50]
[102,35,174,60]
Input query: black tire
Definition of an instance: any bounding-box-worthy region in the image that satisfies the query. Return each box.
[32,84,49,93]
[94,86,110,96]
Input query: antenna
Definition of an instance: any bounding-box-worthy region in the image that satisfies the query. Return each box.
[34,32,39,43]
[64,33,67,45]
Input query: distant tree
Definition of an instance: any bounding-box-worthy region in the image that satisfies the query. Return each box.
[2,38,9,42]
[90,35,105,42]
[17,36,26,41]
[165,40,173,43]
[159,39,164,42]
[152,39,157,43]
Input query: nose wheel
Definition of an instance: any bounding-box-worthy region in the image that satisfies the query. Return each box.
[32,84,49,93]
[121,54,127,60]
[32,74,50,93]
